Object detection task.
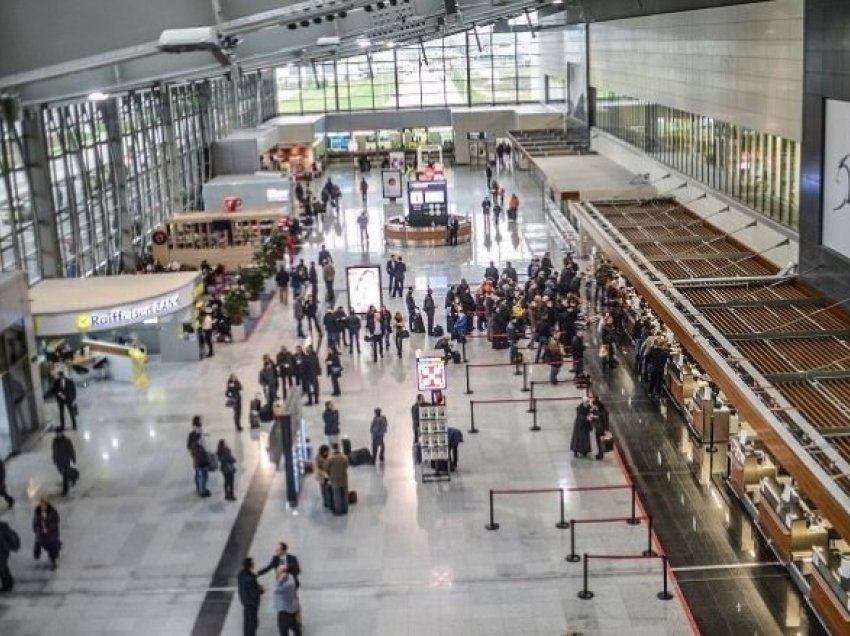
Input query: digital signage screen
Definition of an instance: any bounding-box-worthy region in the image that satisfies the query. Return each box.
[346,266,383,315]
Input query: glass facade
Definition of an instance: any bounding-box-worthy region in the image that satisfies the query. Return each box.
[0,70,275,283]
[276,27,542,114]
[595,89,800,230]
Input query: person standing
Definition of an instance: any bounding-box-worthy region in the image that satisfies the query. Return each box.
[485,164,493,189]
[325,346,342,396]
[217,439,237,501]
[293,295,306,338]
[32,497,61,571]
[405,287,417,330]
[322,401,340,445]
[303,295,323,341]
[423,289,436,336]
[275,265,290,305]
[318,244,333,267]
[393,257,406,298]
[276,346,295,400]
[51,430,77,496]
[274,565,301,635]
[571,329,586,377]
[392,311,406,358]
[346,309,362,355]
[201,310,214,357]
[0,520,20,591]
[304,345,321,405]
[360,177,369,204]
[323,260,336,304]
[447,426,464,471]
[226,374,243,431]
[326,444,349,516]
[315,444,331,508]
[542,338,564,385]
[385,255,396,296]
[411,394,425,445]
[570,398,593,459]
[51,371,77,432]
[187,416,211,497]
[257,542,301,588]
[308,262,319,301]
[357,210,369,243]
[370,309,385,362]
[259,357,279,409]
[323,310,339,351]
[592,397,611,460]
[238,557,263,636]
[370,408,388,464]
[0,456,14,509]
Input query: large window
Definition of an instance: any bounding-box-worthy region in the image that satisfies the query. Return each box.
[0,121,40,283]
[276,28,542,113]
[596,89,800,230]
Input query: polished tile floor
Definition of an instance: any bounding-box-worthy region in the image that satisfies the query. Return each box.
[0,164,696,635]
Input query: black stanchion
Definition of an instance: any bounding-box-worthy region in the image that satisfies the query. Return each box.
[566,521,580,562]
[469,401,479,434]
[527,381,536,413]
[462,339,468,363]
[577,555,594,599]
[642,515,657,557]
[556,488,569,529]
[513,358,522,376]
[658,555,674,600]
[464,365,473,395]
[485,489,499,530]
[530,401,540,431]
[626,484,640,525]
[521,363,529,392]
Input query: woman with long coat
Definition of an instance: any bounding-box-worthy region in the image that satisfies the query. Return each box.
[569,398,593,458]
[32,497,61,570]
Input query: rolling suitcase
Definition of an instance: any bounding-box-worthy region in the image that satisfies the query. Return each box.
[432,325,444,337]
[331,485,348,515]
[451,350,462,364]
[349,448,373,466]
[342,436,352,455]
[348,490,358,505]
[259,404,273,423]
[412,312,426,334]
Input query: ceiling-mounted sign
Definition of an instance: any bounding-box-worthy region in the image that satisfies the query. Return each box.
[466,131,488,140]
[823,99,850,260]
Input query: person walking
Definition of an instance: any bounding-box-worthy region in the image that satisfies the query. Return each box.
[542,338,564,385]
[485,164,493,189]
[259,356,279,409]
[326,346,342,396]
[326,444,349,516]
[370,309,385,361]
[293,295,306,338]
[0,456,14,509]
[0,519,20,591]
[393,257,406,298]
[323,260,336,304]
[357,210,369,243]
[275,265,290,305]
[32,497,61,570]
[187,416,211,497]
[273,565,301,635]
[51,371,77,432]
[217,439,237,501]
[276,346,295,400]
[322,401,340,445]
[238,557,264,636]
[323,309,339,351]
[304,345,321,405]
[447,426,464,471]
[226,374,243,431]
[392,311,406,357]
[257,542,301,588]
[370,408,388,464]
[308,262,319,301]
[423,289,436,336]
[303,295,323,342]
[360,177,369,204]
[346,309,361,354]
[51,430,77,496]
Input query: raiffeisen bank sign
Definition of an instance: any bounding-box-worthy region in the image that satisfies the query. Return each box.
[89,293,181,328]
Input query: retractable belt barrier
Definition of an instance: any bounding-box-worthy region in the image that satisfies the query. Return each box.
[577,553,674,602]
[565,515,655,563]
[484,484,636,531]
[468,398,529,433]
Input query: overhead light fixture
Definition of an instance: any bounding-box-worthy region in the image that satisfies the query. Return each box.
[357,38,371,48]
[385,40,396,48]
[87,91,110,101]
[552,0,563,4]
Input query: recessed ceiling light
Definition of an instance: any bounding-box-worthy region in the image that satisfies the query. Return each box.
[358,39,371,48]
[386,41,396,48]
[87,91,109,101]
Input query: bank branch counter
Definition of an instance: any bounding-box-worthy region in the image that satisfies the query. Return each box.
[30,273,203,385]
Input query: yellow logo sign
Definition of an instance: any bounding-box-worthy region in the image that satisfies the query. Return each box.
[76,313,92,332]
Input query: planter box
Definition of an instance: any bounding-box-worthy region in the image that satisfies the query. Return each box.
[231,323,246,342]
[249,300,262,319]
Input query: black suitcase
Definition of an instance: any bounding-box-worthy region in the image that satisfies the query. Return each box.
[331,485,348,515]
[259,404,273,423]
[432,325,444,337]
[349,447,373,466]
[342,437,352,455]
[312,201,326,214]
[412,313,426,334]
[321,481,332,508]
[451,350,462,364]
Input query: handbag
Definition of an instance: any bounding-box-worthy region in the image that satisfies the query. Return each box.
[207,451,219,472]
[225,397,235,408]
[400,330,410,339]
[330,366,342,377]
[70,403,79,417]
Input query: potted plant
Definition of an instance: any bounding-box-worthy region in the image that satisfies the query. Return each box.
[266,231,286,269]
[240,267,265,318]
[223,287,248,341]
[253,243,278,295]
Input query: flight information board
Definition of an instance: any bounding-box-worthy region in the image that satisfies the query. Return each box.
[407,180,448,227]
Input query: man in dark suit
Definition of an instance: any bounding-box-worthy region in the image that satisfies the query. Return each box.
[386,255,396,296]
[51,430,77,496]
[257,542,301,588]
[393,257,406,298]
[238,557,263,636]
[51,371,77,431]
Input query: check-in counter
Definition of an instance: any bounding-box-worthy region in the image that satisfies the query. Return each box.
[811,546,850,634]
[730,437,777,500]
[666,361,696,412]
[757,477,828,563]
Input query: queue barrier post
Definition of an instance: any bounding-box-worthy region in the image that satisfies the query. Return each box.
[527,381,536,413]
[577,555,593,599]
[566,521,580,562]
[658,555,674,600]
[530,401,541,432]
[627,484,640,525]
[521,363,529,392]
[485,489,499,531]
[462,339,468,363]
[556,488,569,529]
[464,365,473,395]
[643,515,657,557]
[469,401,479,434]
[514,358,523,376]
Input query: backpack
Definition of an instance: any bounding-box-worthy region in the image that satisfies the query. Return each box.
[0,523,20,552]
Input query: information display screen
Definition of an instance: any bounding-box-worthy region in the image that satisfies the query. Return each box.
[407,180,448,227]
[382,169,403,200]
[346,265,382,315]
[416,356,447,391]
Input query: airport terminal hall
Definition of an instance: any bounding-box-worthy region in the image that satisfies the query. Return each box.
[5,0,850,634]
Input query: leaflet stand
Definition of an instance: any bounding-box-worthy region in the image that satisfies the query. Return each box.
[419,399,451,483]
